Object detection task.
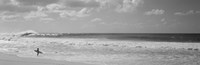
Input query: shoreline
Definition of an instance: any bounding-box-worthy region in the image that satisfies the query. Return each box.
[0,37,200,65]
[0,52,95,65]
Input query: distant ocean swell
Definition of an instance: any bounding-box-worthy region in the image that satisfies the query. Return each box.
[25,33,200,42]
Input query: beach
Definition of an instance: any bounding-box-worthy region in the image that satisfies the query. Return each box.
[0,37,200,65]
[0,32,200,65]
[0,52,94,65]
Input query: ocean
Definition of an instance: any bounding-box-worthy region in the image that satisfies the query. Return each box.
[1,33,200,65]
[26,33,200,42]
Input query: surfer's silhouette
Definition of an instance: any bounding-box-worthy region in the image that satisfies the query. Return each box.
[34,48,43,56]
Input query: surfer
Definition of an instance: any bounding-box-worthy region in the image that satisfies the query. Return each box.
[34,48,43,56]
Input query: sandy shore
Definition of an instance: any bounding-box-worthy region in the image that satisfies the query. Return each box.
[1,37,200,65]
[0,52,94,65]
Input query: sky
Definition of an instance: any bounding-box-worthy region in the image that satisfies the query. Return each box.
[0,0,200,33]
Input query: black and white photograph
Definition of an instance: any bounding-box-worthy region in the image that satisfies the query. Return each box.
[0,0,200,65]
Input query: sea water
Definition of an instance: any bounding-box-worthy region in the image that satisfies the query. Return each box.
[27,33,200,42]
[1,33,200,65]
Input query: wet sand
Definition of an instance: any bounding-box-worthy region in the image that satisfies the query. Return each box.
[0,52,94,65]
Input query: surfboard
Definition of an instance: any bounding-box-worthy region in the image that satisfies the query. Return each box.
[34,50,43,53]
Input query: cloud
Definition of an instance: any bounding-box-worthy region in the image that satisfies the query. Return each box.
[0,0,37,21]
[144,9,165,15]
[9,0,20,6]
[23,6,48,20]
[76,8,93,17]
[59,8,93,18]
[63,0,100,8]
[0,4,36,13]
[174,10,200,16]
[46,4,66,11]
[0,11,22,21]
[161,18,165,22]
[24,11,47,20]
[116,0,143,13]
[40,17,54,21]
[0,14,20,21]
[24,3,94,18]
[94,0,143,13]
[0,0,144,21]
[16,0,59,6]
[90,18,107,25]
[91,18,102,22]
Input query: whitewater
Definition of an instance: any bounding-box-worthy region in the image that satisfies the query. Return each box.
[0,31,200,65]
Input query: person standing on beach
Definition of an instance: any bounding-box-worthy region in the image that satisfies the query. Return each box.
[34,48,43,56]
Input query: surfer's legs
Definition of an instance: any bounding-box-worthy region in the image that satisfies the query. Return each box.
[37,53,39,56]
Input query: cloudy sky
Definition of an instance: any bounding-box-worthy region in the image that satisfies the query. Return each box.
[0,0,200,33]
